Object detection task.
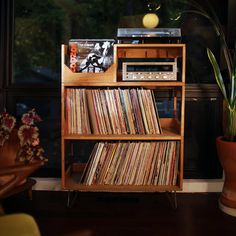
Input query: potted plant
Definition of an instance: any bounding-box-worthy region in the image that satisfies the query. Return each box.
[171,0,236,216]
[207,44,236,216]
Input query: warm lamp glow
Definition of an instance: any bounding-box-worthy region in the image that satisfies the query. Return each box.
[142,13,159,28]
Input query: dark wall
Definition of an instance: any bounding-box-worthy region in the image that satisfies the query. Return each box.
[227,0,236,47]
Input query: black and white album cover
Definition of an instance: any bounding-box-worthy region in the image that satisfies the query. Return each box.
[69,39,115,73]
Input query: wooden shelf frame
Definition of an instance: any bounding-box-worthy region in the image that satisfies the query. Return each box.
[61,43,186,192]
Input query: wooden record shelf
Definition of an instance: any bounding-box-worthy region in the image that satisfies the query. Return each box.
[61,43,186,194]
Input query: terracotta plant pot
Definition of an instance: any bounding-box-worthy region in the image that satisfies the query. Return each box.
[216,136,236,216]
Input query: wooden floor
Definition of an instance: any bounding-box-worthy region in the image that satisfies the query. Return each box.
[2,191,236,236]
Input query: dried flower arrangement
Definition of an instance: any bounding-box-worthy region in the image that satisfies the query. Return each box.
[0,109,47,163]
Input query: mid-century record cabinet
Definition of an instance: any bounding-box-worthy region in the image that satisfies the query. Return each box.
[61,43,186,194]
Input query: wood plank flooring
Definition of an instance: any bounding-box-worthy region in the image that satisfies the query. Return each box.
[2,191,236,236]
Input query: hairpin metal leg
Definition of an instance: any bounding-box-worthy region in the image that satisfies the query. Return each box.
[67,190,78,208]
[166,191,177,209]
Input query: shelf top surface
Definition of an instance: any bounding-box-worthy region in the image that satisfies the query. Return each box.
[114,43,185,48]
[62,81,185,87]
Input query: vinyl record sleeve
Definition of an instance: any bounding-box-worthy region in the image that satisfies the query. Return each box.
[69,39,115,73]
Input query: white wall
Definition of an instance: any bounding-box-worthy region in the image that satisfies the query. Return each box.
[32,178,224,192]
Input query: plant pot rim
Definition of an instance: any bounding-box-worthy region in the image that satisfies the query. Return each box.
[216,136,236,144]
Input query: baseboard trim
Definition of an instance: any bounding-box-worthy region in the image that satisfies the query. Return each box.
[32,178,224,193]
[182,179,223,192]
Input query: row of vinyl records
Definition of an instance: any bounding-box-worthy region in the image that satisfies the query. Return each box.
[80,141,180,186]
[65,88,162,135]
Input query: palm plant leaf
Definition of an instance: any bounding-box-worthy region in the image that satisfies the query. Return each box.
[172,0,236,141]
[174,0,233,76]
[207,48,228,105]
[230,45,236,108]
[230,72,235,108]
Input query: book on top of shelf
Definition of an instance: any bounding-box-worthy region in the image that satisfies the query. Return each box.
[69,39,115,73]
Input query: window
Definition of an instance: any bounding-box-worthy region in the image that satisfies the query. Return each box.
[1,0,227,178]
[10,0,152,177]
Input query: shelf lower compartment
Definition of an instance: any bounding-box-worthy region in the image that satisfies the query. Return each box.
[62,164,181,192]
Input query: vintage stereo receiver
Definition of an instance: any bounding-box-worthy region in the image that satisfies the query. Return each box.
[122,60,177,81]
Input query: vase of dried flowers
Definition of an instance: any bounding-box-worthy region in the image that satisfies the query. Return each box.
[0,109,47,188]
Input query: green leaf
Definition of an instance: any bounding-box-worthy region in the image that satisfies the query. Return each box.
[207,48,229,105]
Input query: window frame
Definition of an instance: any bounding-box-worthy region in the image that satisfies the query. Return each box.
[0,0,226,179]
[0,0,61,177]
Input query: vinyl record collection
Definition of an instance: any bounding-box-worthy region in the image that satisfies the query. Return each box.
[65,88,162,135]
[80,141,180,186]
